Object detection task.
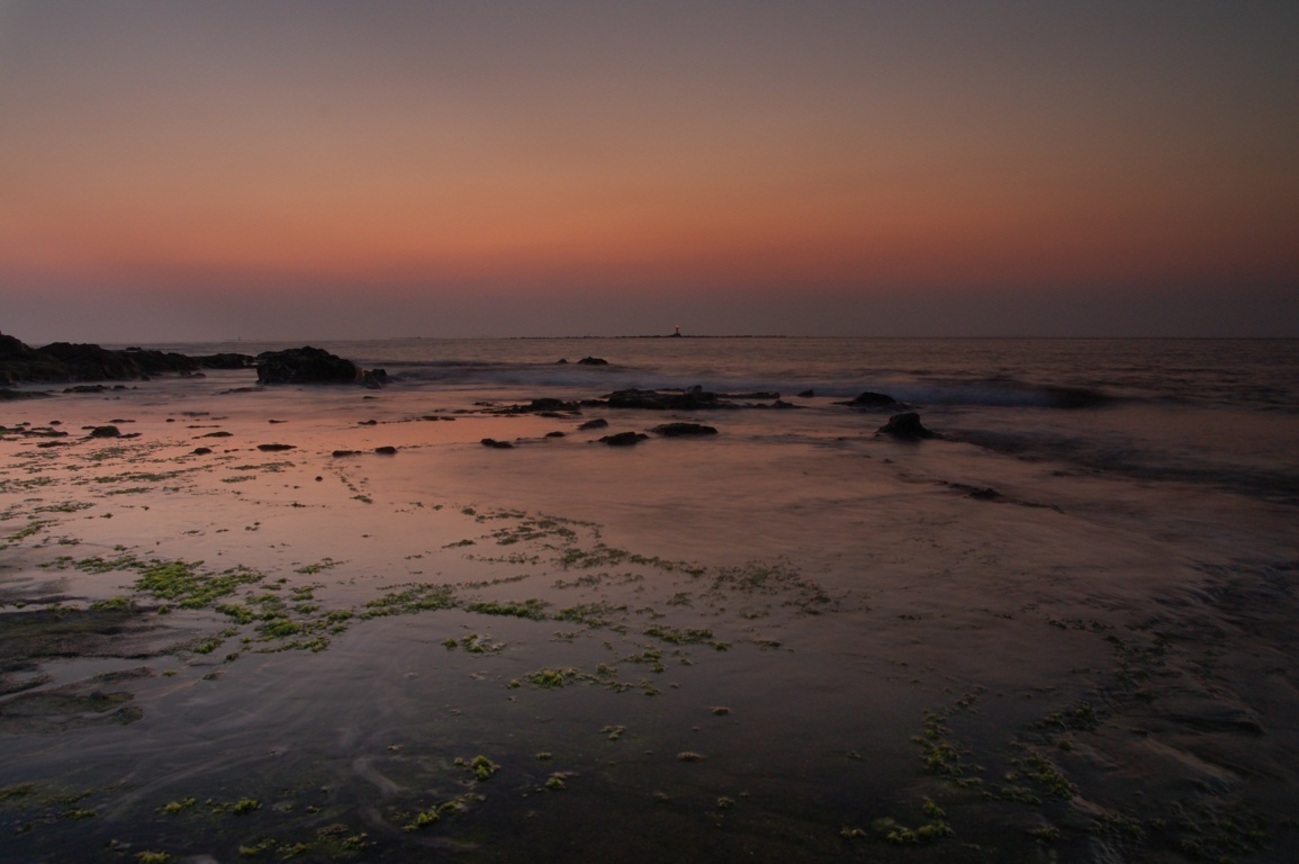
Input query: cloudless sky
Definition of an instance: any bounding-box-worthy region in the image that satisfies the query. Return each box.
[2,0,1296,342]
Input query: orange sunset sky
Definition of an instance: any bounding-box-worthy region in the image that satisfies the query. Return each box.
[2,1,1297,341]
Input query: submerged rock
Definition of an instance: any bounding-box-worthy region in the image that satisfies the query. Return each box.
[599,431,649,446]
[837,391,899,408]
[256,443,295,452]
[88,425,121,438]
[652,422,719,437]
[374,446,398,455]
[577,356,609,366]
[481,438,514,449]
[877,412,936,440]
[578,418,609,430]
[360,368,389,389]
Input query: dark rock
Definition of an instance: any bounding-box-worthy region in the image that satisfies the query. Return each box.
[528,398,578,413]
[605,387,722,410]
[374,446,398,455]
[652,422,719,437]
[555,358,569,364]
[0,388,51,401]
[837,391,899,408]
[37,441,70,448]
[255,346,358,385]
[481,438,514,449]
[877,412,936,440]
[257,443,295,452]
[332,450,363,457]
[599,431,649,446]
[577,356,608,366]
[798,389,815,398]
[545,431,566,438]
[192,447,213,455]
[1043,386,1111,409]
[360,368,389,389]
[578,418,609,430]
[88,425,121,438]
[199,431,233,438]
[358,419,377,425]
[65,384,109,394]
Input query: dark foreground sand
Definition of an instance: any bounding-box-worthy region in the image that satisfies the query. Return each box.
[2,373,1297,863]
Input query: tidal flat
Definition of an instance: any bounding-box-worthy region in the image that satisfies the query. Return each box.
[2,368,1297,863]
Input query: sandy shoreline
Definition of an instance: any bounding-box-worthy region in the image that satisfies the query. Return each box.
[2,371,1297,863]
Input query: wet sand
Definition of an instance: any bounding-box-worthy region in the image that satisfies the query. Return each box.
[2,372,1297,863]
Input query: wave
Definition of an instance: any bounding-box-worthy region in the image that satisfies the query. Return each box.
[382,360,1115,410]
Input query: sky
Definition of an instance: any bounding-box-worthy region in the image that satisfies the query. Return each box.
[1,0,1297,343]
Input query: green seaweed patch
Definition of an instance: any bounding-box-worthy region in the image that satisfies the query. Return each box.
[555,542,691,572]
[466,598,549,620]
[643,625,726,650]
[135,851,172,864]
[1164,800,1270,862]
[400,792,483,832]
[93,469,187,484]
[555,602,628,629]
[135,561,265,609]
[294,558,340,575]
[159,796,197,814]
[1014,749,1078,800]
[911,692,986,783]
[1034,701,1101,732]
[215,603,256,624]
[89,596,133,611]
[443,633,504,653]
[361,584,457,618]
[521,667,582,689]
[33,501,95,514]
[2,520,52,546]
[455,755,500,782]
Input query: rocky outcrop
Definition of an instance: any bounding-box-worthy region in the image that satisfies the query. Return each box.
[0,333,257,384]
[577,356,609,366]
[2,335,206,384]
[877,412,936,440]
[836,391,900,408]
[605,387,723,410]
[255,347,358,385]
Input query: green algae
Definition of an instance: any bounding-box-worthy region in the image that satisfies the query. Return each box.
[465,598,548,620]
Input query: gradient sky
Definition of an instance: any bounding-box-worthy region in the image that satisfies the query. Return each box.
[2,0,1297,342]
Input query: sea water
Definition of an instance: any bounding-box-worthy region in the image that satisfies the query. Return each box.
[149,336,1299,502]
[6,336,1296,862]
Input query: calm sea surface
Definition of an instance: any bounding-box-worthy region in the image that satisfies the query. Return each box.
[144,337,1299,502]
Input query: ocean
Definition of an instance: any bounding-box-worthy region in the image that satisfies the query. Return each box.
[5,336,1298,862]
[149,335,1299,503]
